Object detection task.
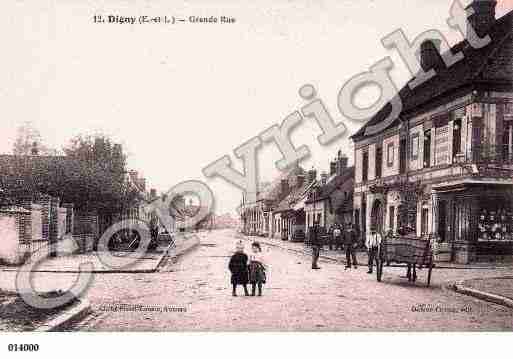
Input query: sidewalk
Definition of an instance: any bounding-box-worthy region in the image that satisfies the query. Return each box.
[0,288,81,331]
[235,232,513,270]
[454,277,513,308]
[0,251,164,273]
[0,236,199,274]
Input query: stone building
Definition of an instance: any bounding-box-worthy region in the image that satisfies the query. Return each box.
[240,166,304,236]
[350,1,513,263]
[272,168,316,241]
[305,152,354,232]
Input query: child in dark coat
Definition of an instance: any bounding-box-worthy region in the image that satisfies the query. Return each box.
[228,241,249,296]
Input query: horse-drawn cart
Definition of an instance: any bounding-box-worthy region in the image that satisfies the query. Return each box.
[376,235,434,287]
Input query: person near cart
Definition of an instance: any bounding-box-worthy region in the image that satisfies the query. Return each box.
[366,228,382,274]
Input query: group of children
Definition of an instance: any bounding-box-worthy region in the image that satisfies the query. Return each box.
[228,241,267,297]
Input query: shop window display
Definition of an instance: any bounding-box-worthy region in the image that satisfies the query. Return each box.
[478,208,513,241]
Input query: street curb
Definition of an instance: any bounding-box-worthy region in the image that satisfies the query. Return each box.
[156,241,177,269]
[34,299,91,332]
[1,268,158,274]
[157,237,200,271]
[170,239,200,260]
[1,251,174,274]
[452,282,513,309]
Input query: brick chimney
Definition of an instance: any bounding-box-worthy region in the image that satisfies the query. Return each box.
[296,174,305,188]
[336,151,348,175]
[31,142,39,156]
[129,170,138,180]
[137,178,146,192]
[281,179,289,196]
[329,160,337,176]
[320,171,328,185]
[419,39,442,71]
[466,0,497,38]
[307,168,317,183]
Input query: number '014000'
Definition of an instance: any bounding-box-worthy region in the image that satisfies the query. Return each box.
[7,344,39,352]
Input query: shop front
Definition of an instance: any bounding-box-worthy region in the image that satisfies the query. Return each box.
[432,181,513,263]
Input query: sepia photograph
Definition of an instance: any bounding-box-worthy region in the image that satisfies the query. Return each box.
[1,0,512,357]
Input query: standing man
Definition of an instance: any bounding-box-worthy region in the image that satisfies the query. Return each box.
[311,221,322,270]
[333,224,342,251]
[343,223,358,269]
[327,225,334,250]
[366,229,382,274]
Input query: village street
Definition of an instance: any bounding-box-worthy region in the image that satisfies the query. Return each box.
[1,229,512,331]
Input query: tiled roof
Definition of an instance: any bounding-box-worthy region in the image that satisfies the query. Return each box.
[257,166,305,203]
[352,10,513,140]
[274,177,316,213]
[306,167,355,204]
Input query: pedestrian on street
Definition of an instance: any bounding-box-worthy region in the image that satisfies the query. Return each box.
[228,240,250,296]
[328,225,334,250]
[149,215,159,250]
[366,229,382,274]
[343,223,358,269]
[333,224,342,251]
[248,241,267,296]
[311,221,322,270]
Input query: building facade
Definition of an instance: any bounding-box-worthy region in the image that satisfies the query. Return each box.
[305,152,354,234]
[351,1,513,263]
[240,167,304,237]
[272,169,316,241]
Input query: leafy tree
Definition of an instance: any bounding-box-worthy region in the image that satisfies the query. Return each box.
[1,133,137,218]
[62,134,136,215]
[12,121,59,156]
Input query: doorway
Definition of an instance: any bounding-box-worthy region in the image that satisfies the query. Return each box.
[371,199,384,233]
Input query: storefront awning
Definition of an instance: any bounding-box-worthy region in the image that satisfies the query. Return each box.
[433,179,513,193]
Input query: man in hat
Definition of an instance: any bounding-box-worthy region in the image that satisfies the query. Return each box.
[343,223,358,269]
[310,221,322,269]
[366,228,382,274]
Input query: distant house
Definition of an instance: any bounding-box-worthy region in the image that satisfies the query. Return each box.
[272,169,316,241]
[305,152,354,232]
[240,166,304,237]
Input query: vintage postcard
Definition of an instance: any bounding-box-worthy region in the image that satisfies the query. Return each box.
[1,0,513,353]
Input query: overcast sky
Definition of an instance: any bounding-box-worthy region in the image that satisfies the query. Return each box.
[1,0,512,214]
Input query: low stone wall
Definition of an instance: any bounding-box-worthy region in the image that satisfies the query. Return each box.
[0,209,31,265]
